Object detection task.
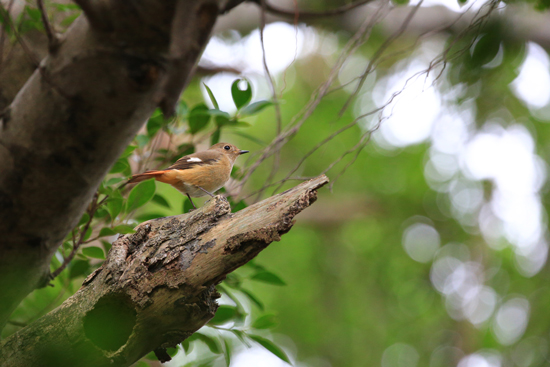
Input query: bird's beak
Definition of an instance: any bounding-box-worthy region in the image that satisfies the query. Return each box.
[239,150,249,155]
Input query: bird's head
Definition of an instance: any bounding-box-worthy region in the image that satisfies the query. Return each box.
[210,142,249,162]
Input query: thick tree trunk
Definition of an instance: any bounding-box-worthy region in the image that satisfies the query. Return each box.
[0,0,243,331]
[0,175,328,367]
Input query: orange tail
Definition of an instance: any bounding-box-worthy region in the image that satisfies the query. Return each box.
[128,170,167,184]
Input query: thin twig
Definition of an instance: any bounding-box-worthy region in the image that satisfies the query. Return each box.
[338,0,424,117]
[253,0,283,201]
[234,1,391,200]
[50,193,100,279]
[37,0,59,52]
[0,2,39,68]
[267,0,499,196]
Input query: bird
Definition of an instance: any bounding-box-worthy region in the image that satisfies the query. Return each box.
[128,142,249,209]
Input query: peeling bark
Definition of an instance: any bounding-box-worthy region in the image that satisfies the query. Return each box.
[0,175,328,367]
[0,0,244,331]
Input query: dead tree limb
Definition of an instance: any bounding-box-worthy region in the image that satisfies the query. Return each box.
[0,175,328,367]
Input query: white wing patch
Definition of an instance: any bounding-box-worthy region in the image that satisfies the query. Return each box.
[187,157,202,162]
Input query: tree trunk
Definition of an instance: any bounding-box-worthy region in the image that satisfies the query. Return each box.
[0,0,243,331]
[0,175,328,367]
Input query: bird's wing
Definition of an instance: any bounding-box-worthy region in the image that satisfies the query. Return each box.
[167,150,220,171]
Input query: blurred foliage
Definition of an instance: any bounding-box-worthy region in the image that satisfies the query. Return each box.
[3,0,550,367]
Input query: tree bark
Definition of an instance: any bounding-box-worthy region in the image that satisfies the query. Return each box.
[0,175,328,367]
[0,0,244,331]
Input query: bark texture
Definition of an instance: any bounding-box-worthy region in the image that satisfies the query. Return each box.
[0,175,328,367]
[0,0,243,331]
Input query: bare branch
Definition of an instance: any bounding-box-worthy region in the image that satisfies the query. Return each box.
[37,0,59,52]
[50,193,100,280]
[253,0,283,201]
[234,1,391,200]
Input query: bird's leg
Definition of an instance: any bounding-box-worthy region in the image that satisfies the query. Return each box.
[186,193,197,210]
[196,186,215,198]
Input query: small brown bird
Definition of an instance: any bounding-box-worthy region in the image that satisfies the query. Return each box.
[128,143,249,209]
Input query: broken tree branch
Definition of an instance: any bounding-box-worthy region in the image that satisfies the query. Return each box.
[0,175,328,367]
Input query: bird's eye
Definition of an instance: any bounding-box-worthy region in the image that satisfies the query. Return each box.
[224,145,231,150]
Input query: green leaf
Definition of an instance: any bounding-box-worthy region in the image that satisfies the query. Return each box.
[224,273,242,288]
[78,213,90,226]
[98,227,117,237]
[209,305,237,325]
[211,128,221,145]
[25,7,41,22]
[82,246,105,259]
[215,115,232,127]
[104,177,125,186]
[62,241,72,252]
[147,112,166,137]
[135,213,164,221]
[252,314,279,329]
[245,260,265,271]
[195,333,222,354]
[181,338,194,355]
[60,13,79,27]
[107,197,124,220]
[152,194,171,209]
[101,240,112,254]
[69,259,90,279]
[250,270,286,286]
[231,79,252,109]
[145,351,158,360]
[240,100,273,116]
[240,288,264,311]
[188,104,211,134]
[209,109,230,117]
[120,145,137,158]
[203,83,219,109]
[536,0,550,10]
[83,226,93,241]
[126,179,156,212]
[109,159,129,174]
[177,100,188,117]
[178,143,195,156]
[167,347,179,358]
[230,121,251,128]
[51,3,81,11]
[470,33,501,68]
[112,224,136,234]
[133,362,149,367]
[223,338,231,367]
[248,334,291,364]
[135,134,149,148]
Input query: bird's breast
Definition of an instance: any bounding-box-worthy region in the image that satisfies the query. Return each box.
[168,162,231,196]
